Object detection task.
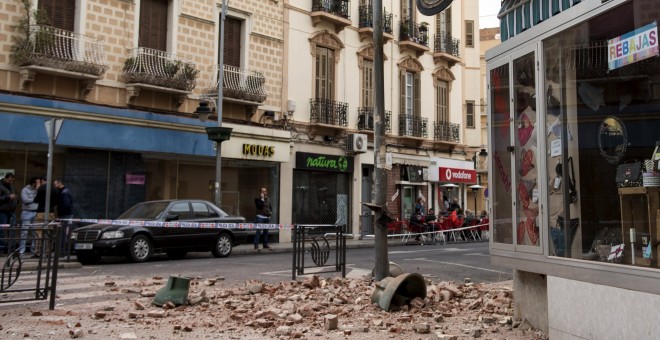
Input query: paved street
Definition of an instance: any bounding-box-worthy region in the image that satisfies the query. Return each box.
[0,240,511,311]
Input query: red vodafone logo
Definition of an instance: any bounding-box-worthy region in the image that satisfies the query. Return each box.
[439,167,477,184]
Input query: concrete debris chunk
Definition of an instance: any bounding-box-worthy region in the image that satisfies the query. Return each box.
[133,301,145,310]
[275,326,291,336]
[413,323,431,334]
[324,314,338,330]
[119,333,137,339]
[69,328,83,338]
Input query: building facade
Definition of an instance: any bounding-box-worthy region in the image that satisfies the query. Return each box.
[0,0,481,242]
[486,0,660,338]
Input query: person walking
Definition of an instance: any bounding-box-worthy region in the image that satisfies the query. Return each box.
[54,179,73,256]
[0,173,18,254]
[19,177,40,256]
[253,187,273,251]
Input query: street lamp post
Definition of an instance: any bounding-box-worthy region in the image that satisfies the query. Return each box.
[195,0,232,209]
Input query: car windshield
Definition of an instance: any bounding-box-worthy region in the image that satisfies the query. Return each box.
[118,201,170,220]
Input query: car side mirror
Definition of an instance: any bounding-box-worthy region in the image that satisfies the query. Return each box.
[165,214,180,221]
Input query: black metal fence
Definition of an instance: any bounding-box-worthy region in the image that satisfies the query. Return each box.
[399,17,429,46]
[310,98,348,126]
[433,32,461,57]
[312,0,350,19]
[1,223,61,309]
[358,5,393,34]
[292,224,347,280]
[398,114,428,138]
[357,107,392,133]
[434,121,461,143]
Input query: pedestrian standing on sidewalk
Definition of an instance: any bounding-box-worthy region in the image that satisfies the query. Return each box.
[254,187,272,251]
[54,179,73,256]
[34,176,58,258]
[0,173,18,254]
[19,177,40,256]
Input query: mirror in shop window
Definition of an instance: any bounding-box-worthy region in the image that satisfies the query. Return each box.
[598,116,627,164]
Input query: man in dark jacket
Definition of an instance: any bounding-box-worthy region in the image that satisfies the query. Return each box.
[253,187,273,251]
[0,173,18,254]
[54,179,73,255]
[33,176,58,257]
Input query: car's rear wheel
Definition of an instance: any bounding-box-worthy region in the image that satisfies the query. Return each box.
[76,251,101,265]
[211,233,232,258]
[166,250,188,260]
[129,235,153,262]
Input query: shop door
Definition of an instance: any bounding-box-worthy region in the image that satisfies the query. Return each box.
[361,165,373,236]
[401,186,414,221]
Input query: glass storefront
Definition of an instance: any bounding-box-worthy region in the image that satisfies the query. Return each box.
[490,0,660,268]
[0,144,279,222]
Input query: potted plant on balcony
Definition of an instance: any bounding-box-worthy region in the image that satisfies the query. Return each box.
[11,0,51,67]
[419,22,429,32]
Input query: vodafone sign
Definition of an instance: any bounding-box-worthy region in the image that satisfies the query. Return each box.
[439,167,477,184]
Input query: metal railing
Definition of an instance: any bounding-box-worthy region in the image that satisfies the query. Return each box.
[433,32,461,57]
[14,25,108,76]
[399,18,429,46]
[292,224,347,280]
[434,121,460,143]
[123,47,198,91]
[310,98,348,126]
[312,0,350,19]
[398,114,428,138]
[1,223,61,309]
[357,107,392,133]
[358,5,393,34]
[206,65,267,103]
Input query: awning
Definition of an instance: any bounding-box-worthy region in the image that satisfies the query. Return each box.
[391,154,431,167]
[498,0,583,42]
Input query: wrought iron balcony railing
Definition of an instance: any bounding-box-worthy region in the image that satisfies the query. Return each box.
[434,33,461,57]
[357,107,392,133]
[12,25,108,76]
[434,121,460,143]
[399,18,429,46]
[398,114,428,138]
[312,0,350,19]
[358,5,393,35]
[206,65,267,103]
[310,98,348,127]
[123,47,199,92]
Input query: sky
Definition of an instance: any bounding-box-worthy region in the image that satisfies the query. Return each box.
[479,0,501,29]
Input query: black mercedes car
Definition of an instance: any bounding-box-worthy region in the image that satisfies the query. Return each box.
[71,200,247,264]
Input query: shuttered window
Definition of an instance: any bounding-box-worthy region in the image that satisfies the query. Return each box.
[222,17,242,67]
[140,0,169,51]
[465,20,474,47]
[400,71,420,116]
[436,80,448,123]
[401,0,415,21]
[466,101,475,128]
[362,60,374,108]
[435,7,451,37]
[315,47,334,100]
[38,0,75,31]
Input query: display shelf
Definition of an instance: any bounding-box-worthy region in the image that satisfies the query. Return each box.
[618,186,660,267]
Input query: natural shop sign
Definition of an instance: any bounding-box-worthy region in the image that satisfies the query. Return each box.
[242,143,275,157]
[296,152,353,173]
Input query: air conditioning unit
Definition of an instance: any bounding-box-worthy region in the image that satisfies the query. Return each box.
[346,133,368,153]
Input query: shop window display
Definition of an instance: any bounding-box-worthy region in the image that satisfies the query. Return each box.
[542,0,660,267]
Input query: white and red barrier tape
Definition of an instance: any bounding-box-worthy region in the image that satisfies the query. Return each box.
[1,218,292,230]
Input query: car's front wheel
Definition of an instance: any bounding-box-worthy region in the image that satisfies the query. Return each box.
[211,233,232,258]
[128,234,153,262]
[76,251,101,265]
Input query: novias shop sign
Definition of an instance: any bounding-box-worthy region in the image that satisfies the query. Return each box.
[296,152,354,173]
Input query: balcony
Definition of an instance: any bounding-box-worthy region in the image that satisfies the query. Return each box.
[357,5,394,43]
[311,0,352,33]
[399,18,429,57]
[357,107,392,133]
[13,25,108,96]
[123,47,199,106]
[434,121,460,143]
[433,33,461,66]
[204,65,267,105]
[309,98,348,138]
[398,114,428,139]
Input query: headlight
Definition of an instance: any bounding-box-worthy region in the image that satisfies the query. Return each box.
[101,231,125,239]
[70,232,78,240]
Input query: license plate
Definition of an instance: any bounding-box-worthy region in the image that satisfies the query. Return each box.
[74,243,93,250]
